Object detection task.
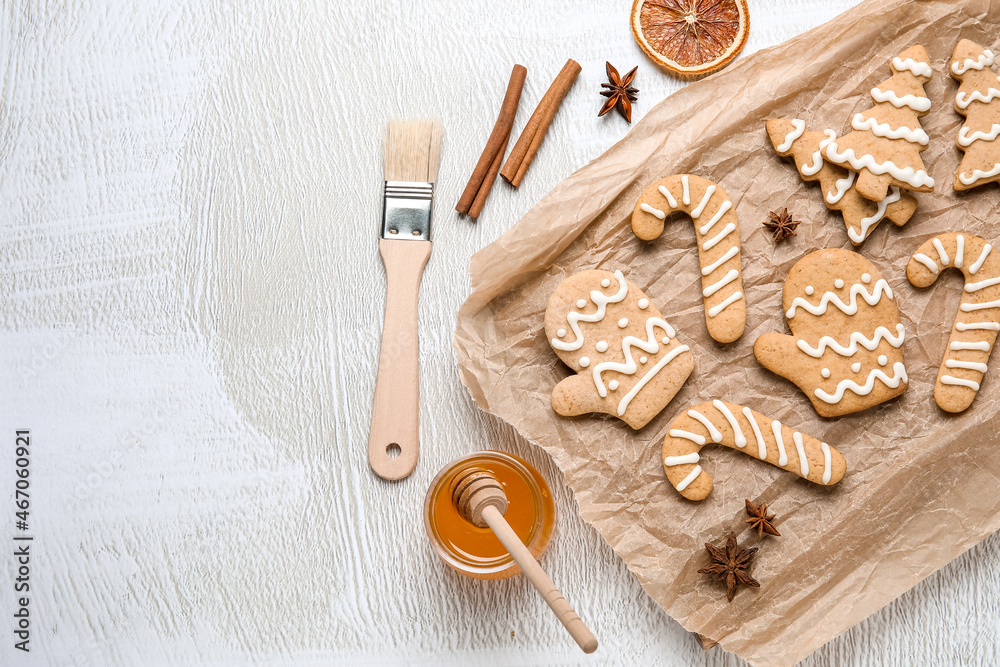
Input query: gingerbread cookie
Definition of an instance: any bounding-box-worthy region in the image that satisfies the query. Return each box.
[822,45,935,201]
[766,118,917,245]
[631,175,745,343]
[546,269,694,429]
[754,249,908,418]
[950,40,1000,190]
[907,233,1000,413]
[662,400,846,501]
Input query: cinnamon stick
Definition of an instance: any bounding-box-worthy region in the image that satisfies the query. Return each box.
[456,64,527,215]
[468,130,509,218]
[500,59,581,188]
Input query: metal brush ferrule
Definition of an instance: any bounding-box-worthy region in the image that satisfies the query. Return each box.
[382,181,433,241]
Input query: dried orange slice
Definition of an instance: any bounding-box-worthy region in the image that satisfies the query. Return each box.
[631,0,750,78]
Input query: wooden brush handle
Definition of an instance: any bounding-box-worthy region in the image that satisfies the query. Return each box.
[481,505,598,654]
[368,239,432,480]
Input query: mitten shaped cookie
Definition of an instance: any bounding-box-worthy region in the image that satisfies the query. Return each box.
[546,269,694,429]
[907,233,1000,412]
[950,40,1000,190]
[766,118,917,245]
[754,249,908,418]
[822,45,935,201]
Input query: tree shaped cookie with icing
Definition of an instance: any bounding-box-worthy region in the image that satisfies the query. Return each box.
[754,249,908,418]
[546,269,694,429]
[950,39,1000,190]
[822,45,935,201]
[766,118,917,245]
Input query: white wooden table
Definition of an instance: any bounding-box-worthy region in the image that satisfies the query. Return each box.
[3,1,998,664]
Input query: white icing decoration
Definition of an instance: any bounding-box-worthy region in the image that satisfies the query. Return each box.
[852,113,929,145]
[970,245,992,274]
[681,175,690,205]
[951,341,991,351]
[557,329,566,337]
[821,443,832,484]
[835,279,845,289]
[702,222,736,251]
[601,278,611,287]
[786,279,893,318]
[701,245,739,276]
[614,345,689,416]
[942,375,980,390]
[552,271,629,351]
[958,124,1000,147]
[824,140,934,188]
[893,56,933,77]
[670,428,706,446]
[777,118,806,152]
[870,87,931,112]
[878,355,888,366]
[966,276,1000,292]
[698,200,732,236]
[688,409,722,442]
[862,273,872,283]
[848,187,901,244]
[579,357,590,367]
[596,340,609,352]
[691,185,716,218]
[638,298,649,309]
[703,269,739,297]
[800,149,824,176]
[961,298,1000,312]
[742,406,767,460]
[959,163,1000,186]
[814,362,908,404]
[821,368,831,378]
[640,203,666,220]
[664,453,700,466]
[851,362,862,373]
[576,299,587,308]
[805,286,815,296]
[957,87,1000,110]
[945,359,989,372]
[658,185,677,208]
[639,356,647,363]
[933,238,950,266]
[792,432,809,477]
[912,253,940,274]
[826,170,856,204]
[957,321,1000,331]
[676,465,703,492]
[661,336,670,344]
[770,420,788,466]
[956,235,965,268]
[952,49,994,75]
[708,291,743,318]
[618,317,629,327]
[608,380,619,391]
[712,400,746,448]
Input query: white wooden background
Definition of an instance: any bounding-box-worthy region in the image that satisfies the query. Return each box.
[3,0,999,664]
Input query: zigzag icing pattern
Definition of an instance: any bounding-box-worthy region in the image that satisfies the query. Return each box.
[786,279,893,318]
[824,139,934,189]
[796,323,905,358]
[551,270,628,351]
[814,362,909,404]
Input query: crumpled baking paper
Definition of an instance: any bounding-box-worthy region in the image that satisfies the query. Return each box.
[453,0,1000,664]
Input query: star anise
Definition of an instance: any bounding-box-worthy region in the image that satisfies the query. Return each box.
[745,499,780,537]
[763,208,800,242]
[599,62,639,123]
[698,532,760,602]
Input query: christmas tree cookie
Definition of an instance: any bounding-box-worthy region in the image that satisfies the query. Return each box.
[823,45,935,201]
[950,39,1000,190]
[766,118,917,245]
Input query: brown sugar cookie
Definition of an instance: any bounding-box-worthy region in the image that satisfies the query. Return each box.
[949,39,1000,190]
[546,269,694,429]
[754,249,908,418]
[631,174,745,343]
[766,118,918,245]
[662,400,846,501]
[907,232,1000,413]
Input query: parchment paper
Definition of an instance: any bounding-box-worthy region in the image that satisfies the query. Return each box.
[453,1,1000,664]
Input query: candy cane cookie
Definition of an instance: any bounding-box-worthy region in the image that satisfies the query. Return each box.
[662,400,846,501]
[631,175,745,343]
[907,233,1000,412]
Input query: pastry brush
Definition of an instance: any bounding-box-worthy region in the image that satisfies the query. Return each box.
[369,119,442,480]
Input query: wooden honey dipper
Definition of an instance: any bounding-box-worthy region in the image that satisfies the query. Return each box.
[453,468,598,654]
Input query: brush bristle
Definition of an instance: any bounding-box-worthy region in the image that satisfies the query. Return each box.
[384,119,442,183]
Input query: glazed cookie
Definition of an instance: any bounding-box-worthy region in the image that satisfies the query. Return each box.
[631,175,745,343]
[907,233,1000,413]
[754,249,908,418]
[662,400,846,501]
[546,269,694,429]
[822,45,935,201]
[766,118,917,245]
[950,40,1000,190]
